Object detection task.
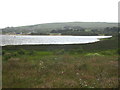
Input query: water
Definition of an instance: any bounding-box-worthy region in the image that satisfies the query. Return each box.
[1,35,112,46]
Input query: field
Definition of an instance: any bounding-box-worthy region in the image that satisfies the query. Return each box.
[2,36,119,88]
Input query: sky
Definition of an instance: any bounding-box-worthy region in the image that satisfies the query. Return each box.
[0,0,119,28]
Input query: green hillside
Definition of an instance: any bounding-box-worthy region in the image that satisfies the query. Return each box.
[2,22,118,35]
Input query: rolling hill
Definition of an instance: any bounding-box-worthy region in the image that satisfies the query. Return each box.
[1,22,118,35]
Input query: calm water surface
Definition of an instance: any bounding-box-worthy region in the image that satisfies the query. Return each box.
[1,35,112,46]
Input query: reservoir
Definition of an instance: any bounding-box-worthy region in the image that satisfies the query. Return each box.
[1,35,112,46]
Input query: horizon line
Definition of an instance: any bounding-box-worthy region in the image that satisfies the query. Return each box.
[0,21,118,29]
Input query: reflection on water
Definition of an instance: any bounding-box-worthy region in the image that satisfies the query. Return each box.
[1,35,112,46]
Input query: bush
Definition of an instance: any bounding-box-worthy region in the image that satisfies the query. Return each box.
[17,49,26,55]
[3,53,12,61]
[12,52,19,57]
[27,50,35,55]
[117,48,120,55]
[2,50,6,55]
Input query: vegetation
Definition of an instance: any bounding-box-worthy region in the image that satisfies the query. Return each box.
[50,26,118,36]
[1,22,118,36]
[2,36,119,88]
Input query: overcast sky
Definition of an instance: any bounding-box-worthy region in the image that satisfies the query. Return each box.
[0,0,119,28]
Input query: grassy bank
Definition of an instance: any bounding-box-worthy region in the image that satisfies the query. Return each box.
[2,36,119,88]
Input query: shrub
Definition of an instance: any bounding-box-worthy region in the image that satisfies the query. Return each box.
[17,49,26,55]
[3,53,12,61]
[117,48,120,55]
[12,52,19,57]
[28,50,35,55]
[2,50,6,55]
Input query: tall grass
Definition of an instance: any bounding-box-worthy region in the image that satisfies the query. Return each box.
[2,48,118,88]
